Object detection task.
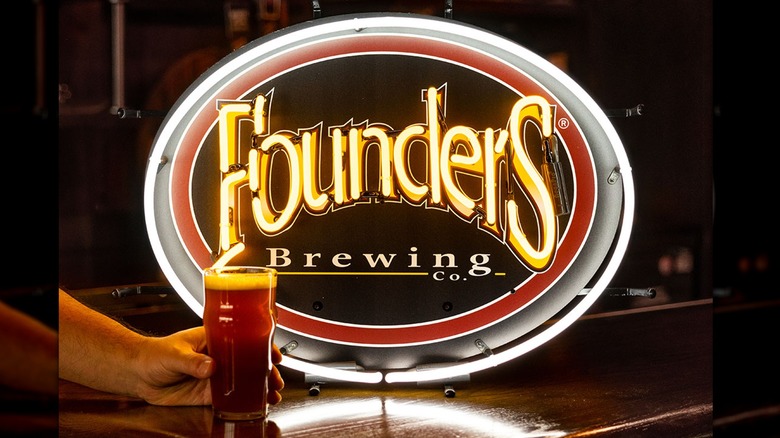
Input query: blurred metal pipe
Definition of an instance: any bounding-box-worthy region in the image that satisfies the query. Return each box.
[110,0,127,115]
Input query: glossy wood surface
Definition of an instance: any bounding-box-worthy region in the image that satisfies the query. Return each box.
[56,297,713,437]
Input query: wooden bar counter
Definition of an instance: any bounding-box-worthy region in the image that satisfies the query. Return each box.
[54,289,713,437]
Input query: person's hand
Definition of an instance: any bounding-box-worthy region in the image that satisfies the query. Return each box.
[133,326,285,406]
[59,289,285,407]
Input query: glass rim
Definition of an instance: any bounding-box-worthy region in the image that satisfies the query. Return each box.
[203,266,277,276]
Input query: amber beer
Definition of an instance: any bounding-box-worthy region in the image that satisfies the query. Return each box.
[203,266,278,421]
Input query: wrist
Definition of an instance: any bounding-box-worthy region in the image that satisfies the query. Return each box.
[125,332,157,398]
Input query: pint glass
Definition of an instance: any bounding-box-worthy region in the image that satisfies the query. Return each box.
[203,266,278,421]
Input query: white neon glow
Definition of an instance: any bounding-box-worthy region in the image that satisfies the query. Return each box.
[271,399,384,430]
[270,398,567,437]
[383,400,567,437]
[280,355,383,384]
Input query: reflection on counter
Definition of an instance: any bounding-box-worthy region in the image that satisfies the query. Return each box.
[58,300,711,437]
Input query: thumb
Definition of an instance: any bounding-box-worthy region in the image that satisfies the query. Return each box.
[190,354,214,379]
[166,347,213,380]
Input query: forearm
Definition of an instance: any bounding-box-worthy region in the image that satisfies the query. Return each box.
[58,288,149,397]
[0,300,58,394]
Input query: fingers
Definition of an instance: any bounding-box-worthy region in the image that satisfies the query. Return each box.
[271,343,283,364]
[267,343,285,404]
[145,329,283,406]
[268,363,285,405]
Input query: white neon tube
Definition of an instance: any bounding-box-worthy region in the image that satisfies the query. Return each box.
[280,355,384,384]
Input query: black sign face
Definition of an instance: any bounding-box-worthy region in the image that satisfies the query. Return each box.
[145,13,634,380]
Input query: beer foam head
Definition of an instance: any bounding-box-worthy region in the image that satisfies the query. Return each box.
[204,267,277,290]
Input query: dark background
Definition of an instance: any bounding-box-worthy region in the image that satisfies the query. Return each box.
[4,0,776,434]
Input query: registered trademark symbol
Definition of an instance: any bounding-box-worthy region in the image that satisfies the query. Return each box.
[558,118,570,129]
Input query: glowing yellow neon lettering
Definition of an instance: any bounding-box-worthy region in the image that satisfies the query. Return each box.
[331,126,349,205]
[504,96,557,270]
[301,128,330,213]
[252,133,302,235]
[392,124,428,203]
[440,125,481,218]
[214,88,560,271]
[215,101,252,267]
[363,125,396,200]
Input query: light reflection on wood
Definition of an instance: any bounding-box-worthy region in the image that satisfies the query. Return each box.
[55,301,712,437]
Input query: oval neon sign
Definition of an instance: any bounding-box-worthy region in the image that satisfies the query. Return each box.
[144,13,634,382]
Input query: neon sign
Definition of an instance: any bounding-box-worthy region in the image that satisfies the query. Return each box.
[144,13,634,383]
[215,86,561,271]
